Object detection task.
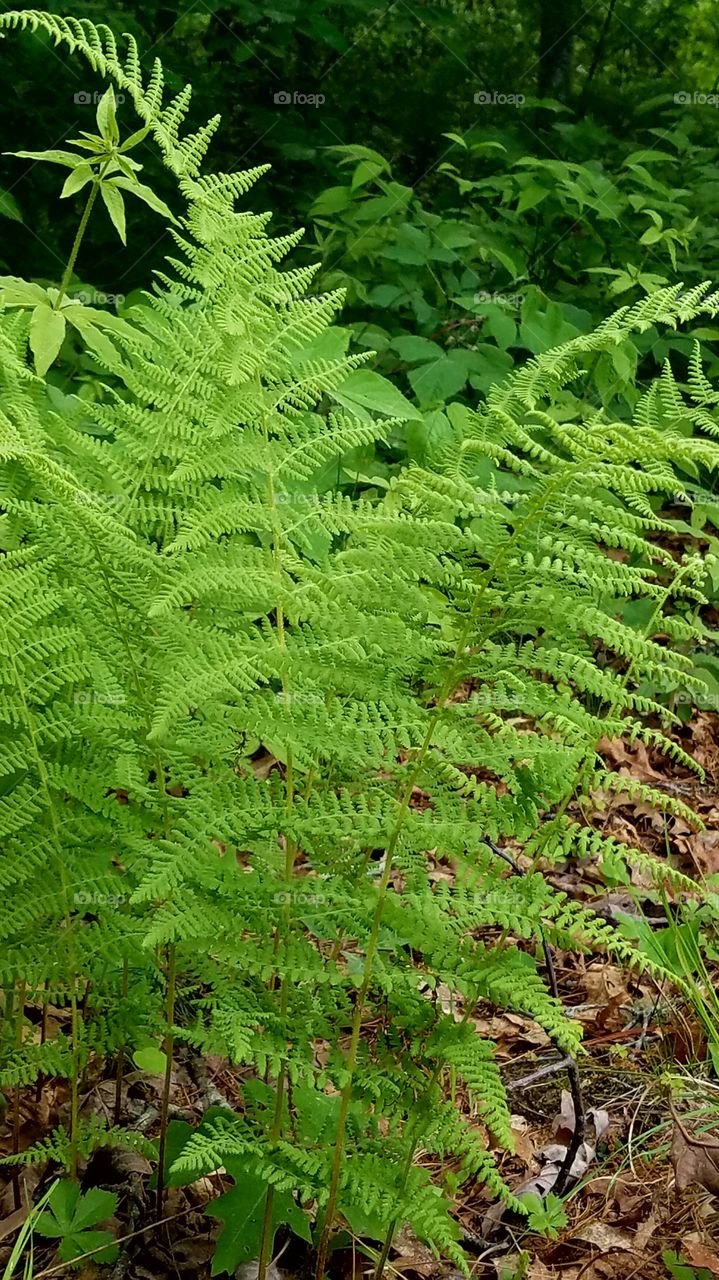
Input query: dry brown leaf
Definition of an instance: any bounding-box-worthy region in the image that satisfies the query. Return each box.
[574,1221,634,1252]
[0,1205,29,1243]
[634,1210,658,1250]
[690,830,719,875]
[681,1238,719,1274]
[671,1112,719,1195]
[510,1114,536,1165]
[251,750,277,780]
[391,1226,438,1275]
[472,1012,551,1056]
[526,1261,558,1280]
[598,737,666,783]
[580,963,630,1005]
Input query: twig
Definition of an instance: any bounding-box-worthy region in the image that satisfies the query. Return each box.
[507,1056,574,1091]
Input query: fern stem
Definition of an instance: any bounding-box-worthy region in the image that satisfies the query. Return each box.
[35,981,49,1104]
[68,988,81,1179]
[114,959,129,1127]
[11,980,26,1209]
[257,377,300,1280]
[155,944,177,1220]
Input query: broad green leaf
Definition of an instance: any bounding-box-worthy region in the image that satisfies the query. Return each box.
[484,308,517,349]
[408,356,467,407]
[59,1229,118,1265]
[119,123,152,152]
[466,345,514,395]
[6,149,84,168]
[391,335,444,364]
[66,311,121,367]
[61,164,95,198]
[148,1118,195,1191]
[331,369,420,420]
[29,303,66,376]
[309,185,353,216]
[351,159,385,190]
[293,326,351,363]
[0,276,48,306]
[36,1182,81,1236]
[328,144,391,172]
[100,182,126,243]
[516,182,549,213]
[96,86,119,145]
[382,224,431,266]
[132,1045,168,1075]
[206,1162,311,1277]
[70,1188,117,1232]
[404,409,453,463]
[366,283,406,308]
[430,220,477,250]
[111,176,176,223]
[0,188,21,221]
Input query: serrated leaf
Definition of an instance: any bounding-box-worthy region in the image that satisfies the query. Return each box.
[119,124,151,152]
[36,1182,81,1236]
[66,311,120,367]
[59,1229,118,1266]
[391,335,444,364]
[408,356,467,407]
[0,276,48,306]
[29,303,66,376]
[70,1187,117,1232]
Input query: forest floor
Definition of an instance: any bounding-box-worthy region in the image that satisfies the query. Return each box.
[2,712,719,1280]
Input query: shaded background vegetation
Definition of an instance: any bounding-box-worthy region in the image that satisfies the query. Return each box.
[2,0,719,290]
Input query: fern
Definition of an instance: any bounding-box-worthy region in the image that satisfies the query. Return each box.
[0,14,718,1273]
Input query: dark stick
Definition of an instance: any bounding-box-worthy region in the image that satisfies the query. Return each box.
[507,1056,574,1091]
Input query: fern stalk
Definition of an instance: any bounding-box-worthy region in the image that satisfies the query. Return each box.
[258,405,300,1280]
[11,981,26,1209]
[155,944,177,1219]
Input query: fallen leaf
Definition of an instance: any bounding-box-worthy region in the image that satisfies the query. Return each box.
[634,1210,658,1250]
[510,1114,536,1165]
[574,1221,634,1252]
[0,1205,29,1243]
[681,1238,719,1274]
[672,1111,719,1195]
[526,1261,557,1279]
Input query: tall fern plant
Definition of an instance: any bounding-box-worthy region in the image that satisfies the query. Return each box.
[1,12,718,1277]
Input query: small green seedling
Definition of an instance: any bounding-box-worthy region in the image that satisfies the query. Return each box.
[35,1180,119,1267]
